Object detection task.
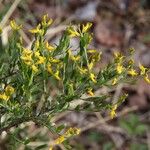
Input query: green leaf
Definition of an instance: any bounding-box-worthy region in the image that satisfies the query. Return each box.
[35,144,47,150]
[135,124,148,136]
[56,124,66,133]
[119,119,134,135]
[103,142,115,150]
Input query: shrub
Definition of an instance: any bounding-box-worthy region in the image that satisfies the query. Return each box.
[0,14,149,149]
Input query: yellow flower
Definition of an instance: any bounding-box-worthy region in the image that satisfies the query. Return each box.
[112,78,117,85]
[110,104,117,119]
[139,63,147,75]
[90,73,97,83]
[90,51,102,62]
[87,88,94,96]
[78,67,88,75]
[128,69,138,76]
[21,54,32,62]
[5,85,15,96]
[116,64,124,74]
[34,51,46,65]
[24,61,32,66]
[36,56,46,65]
[0,84,14,101]
[10,20,22,30]
[29,24,44,35]
[41,14,53,27]
[87,49,97,53]
[49,57,60,63]
[144,74,150,84]
[21,49,33,65]
[22,48,32,55]
[114,51,124,62]
[88,61,94,70]
[67,26,80,37]
[34,51,40,57]
[82,22,92,33]
[128,59,134,66]
[35,40,40,49]
[0,93,10,101]
[49,127,80,150]
[55,136,65,144]
[45,42,55,51]
[54,70,61,80]
[47,64,53,74]
[31,65,38,72]
[67,49,80,61]
[70,55,80,61]
[65,127,80,137]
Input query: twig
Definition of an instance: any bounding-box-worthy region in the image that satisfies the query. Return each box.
[81,106,138,132]
[0,117,31,134]
[45,25,67,39]
[51,111,70,123]
[19,29,31,45]
[94,112,125,148]
[1,26,10,46]
[112,83,124,104]
[0,0,22,28]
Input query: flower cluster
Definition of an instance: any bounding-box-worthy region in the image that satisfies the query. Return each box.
[110,104,118,119]
[18,18,102,97]
[49,127,80,150]
[10,20,22,30]
[139,63,150,83]
[0,85,15,101]
[20,48,46,73]
[109,51,150,118]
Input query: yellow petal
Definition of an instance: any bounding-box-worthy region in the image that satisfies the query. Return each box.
[67,26,80,37]
[139,63,147,75]
[87,88,94,96]
[110,104,117,119]
[82,22,92,33]
[112,78,117,85]
[54,70,61,80]
[10,20,22,30]
[90,73,97,83]
[116,64,124,74]
[0,93,10,101]
[55,136,65,144]
[31,65,38,72]
[45,42,55,51]
[128,69,138,76]
[144,74,150,84]
[42,14,53,27]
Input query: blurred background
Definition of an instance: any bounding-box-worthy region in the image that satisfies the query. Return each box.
[0,0,150,149]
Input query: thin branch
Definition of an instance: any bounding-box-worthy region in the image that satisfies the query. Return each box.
[0,0,22,28]
[81,106,138,132]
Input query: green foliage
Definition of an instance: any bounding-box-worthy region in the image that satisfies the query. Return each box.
[103,142,115,150]
[130,143,148,150]
[0,15,149,149]
[119,114,148,136]
[88,131,102,142]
